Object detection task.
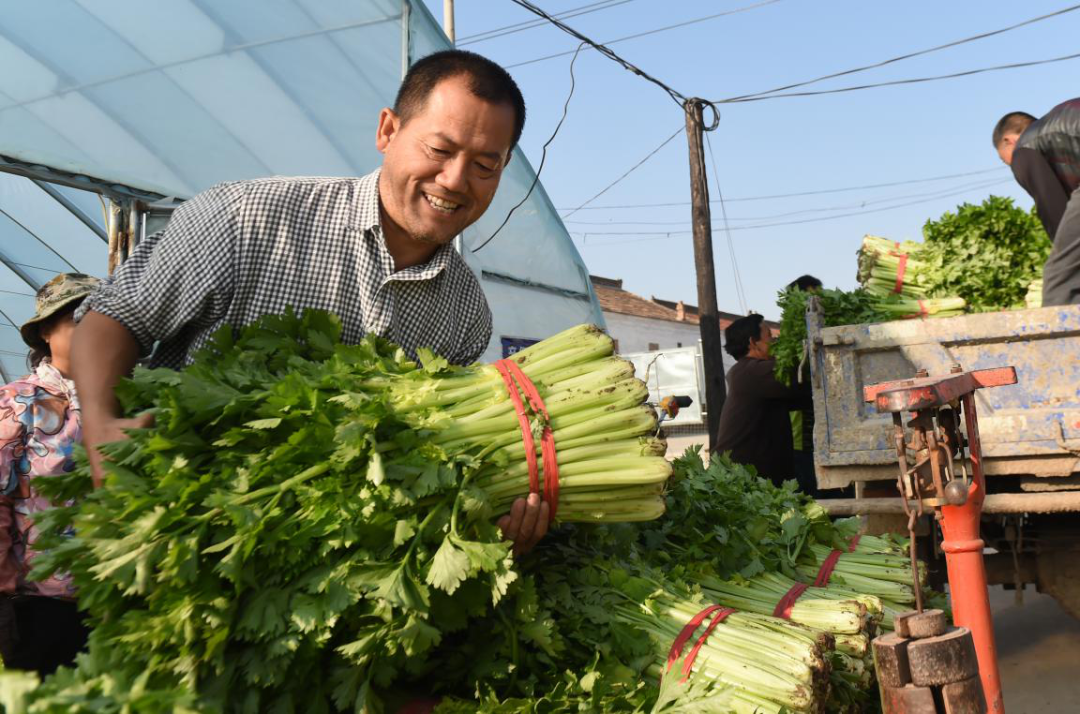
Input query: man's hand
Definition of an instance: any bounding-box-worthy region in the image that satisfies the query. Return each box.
[497,493,550,557]
[83,413,155,487]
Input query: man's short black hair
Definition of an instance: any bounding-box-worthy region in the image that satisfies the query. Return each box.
[395,49,526,150]
[992,112,1036,147]
[787,274,823,292]
[724,313,765,359]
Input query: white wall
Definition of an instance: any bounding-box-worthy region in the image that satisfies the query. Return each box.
[604,312,736,373]
[604,312,701,353]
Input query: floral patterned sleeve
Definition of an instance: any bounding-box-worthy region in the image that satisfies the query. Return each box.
[0,385,27,593]
[0,366,81,598]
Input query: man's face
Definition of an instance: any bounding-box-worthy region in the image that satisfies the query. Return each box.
[997,133,1019,166]
[376,75,516,248]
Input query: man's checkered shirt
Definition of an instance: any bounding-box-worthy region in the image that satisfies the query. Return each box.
[84,170,492,368]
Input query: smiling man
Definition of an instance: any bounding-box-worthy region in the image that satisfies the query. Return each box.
[72,50,548,549]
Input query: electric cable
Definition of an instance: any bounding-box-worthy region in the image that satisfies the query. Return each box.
[563,176,1010,225]
[716,51,1080,103]
[705,130,748,314]
[470,42,586,254]
[577,178,1013,240]
[717,3,1080,102]
[560,125,684,220]
[557,167,1008,210]
[506,0,689,106]
[506,0,784,70]
[458,0,637,45]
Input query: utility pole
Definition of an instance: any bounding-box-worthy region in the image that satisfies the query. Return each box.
[443,0,456,43]
[683,98,727,451]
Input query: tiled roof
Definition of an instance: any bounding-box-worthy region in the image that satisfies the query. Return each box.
[591,276,686,322]
[590,275,780,331]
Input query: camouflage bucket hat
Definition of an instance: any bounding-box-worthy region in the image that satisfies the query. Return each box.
[20,273,102,351]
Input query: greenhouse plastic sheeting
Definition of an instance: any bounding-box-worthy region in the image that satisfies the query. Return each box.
[0,173,106,380]
[0,0,602,375]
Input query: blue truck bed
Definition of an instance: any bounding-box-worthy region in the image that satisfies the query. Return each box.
[807,302,1080,489]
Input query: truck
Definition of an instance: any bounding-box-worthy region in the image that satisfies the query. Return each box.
[807,300,1080,616]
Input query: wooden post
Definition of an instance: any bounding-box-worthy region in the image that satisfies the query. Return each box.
[684,99,727,450]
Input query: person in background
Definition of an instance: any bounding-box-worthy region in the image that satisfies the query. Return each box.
[993,102,1080,305]
[0,273,100,675]
[715,314,813,486]
[786,275,822,496]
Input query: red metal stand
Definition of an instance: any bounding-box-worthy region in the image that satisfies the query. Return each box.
[865,367,1015,714]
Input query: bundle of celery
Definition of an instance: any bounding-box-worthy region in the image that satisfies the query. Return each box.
[857,235,968,319]
[699,573,880,639]
[18,312,671,713]
[629,451,940,709]
[796,543,925,622]
[857,235,936,299]
[872,294,967,320]
[525,540,835,714]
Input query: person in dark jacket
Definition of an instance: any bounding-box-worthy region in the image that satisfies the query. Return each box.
[993,100,1080,305]
[715,314,813,486]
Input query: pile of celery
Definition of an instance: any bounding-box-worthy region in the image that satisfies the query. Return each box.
[9,316,675,713]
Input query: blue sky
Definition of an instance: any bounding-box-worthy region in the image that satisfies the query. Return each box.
[421,0,1078,319]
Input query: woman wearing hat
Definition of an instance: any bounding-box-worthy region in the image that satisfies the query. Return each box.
[0,273,100,675]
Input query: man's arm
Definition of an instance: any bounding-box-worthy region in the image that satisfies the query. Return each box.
[71,312,152,487]
[1012,147,1069,239]
[73,183,242,485]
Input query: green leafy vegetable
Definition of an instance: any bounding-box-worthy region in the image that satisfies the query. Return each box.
[20,312,670,712]
[920,195,1051,311]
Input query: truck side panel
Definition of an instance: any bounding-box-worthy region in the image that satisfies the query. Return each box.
[809,304,1080,488]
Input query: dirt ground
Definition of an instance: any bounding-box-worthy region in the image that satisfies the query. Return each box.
[989,584,1080,713]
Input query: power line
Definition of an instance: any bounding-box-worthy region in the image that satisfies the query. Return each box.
[560,126,684,220]
[470,43,586,254]
[716,51,1080,104]
[557,166,1009,210]
[719,3,1080,102]
[506,0,785,69]
[576,178,1013,240]
[704,131,747,314]
[563,176,1010,225]
[506,0,688,106]
[458,0,638,45]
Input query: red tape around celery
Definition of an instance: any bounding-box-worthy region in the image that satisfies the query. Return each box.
[773,583,809,619]
[889,251,908,294]
[493,361,539,497]
[814,536,863,587]
[666,605,735,681]
[813,550,844,587]
[681,608,736,681]
[495,360,560,522]
[503,361,560,518]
